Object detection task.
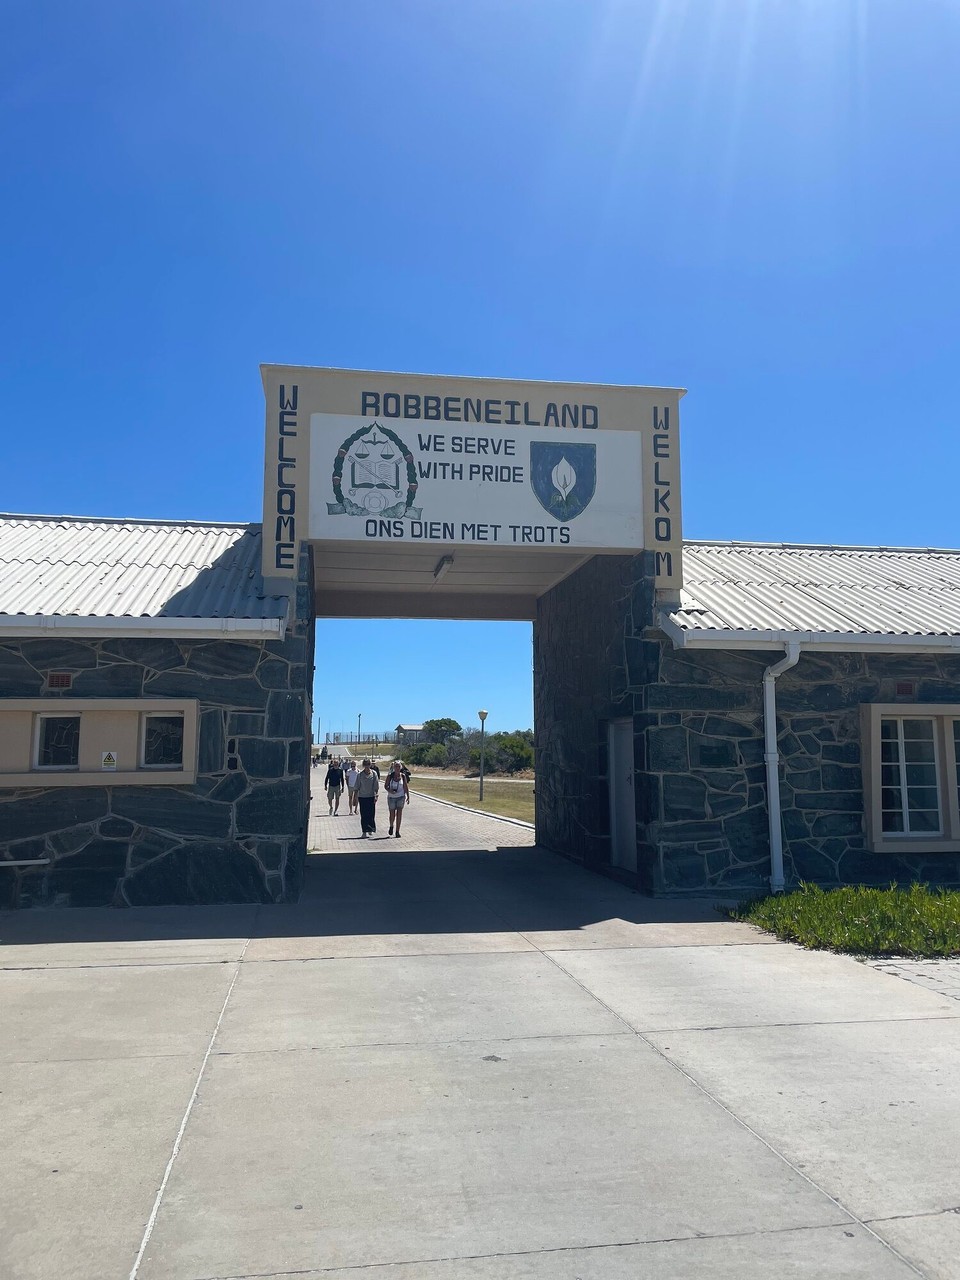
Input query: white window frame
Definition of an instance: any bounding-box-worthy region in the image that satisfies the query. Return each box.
[139,711,186,770]
[33,711,82,771]
[862,704,960,854]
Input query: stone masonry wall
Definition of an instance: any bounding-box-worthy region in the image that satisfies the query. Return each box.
[648,646,960,894]
[534,552,658,888]
[535,552,960,895]
[0,556,315,909]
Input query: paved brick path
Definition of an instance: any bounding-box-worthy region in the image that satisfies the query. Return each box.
[307,785,536,853]
[869,957,960,1004]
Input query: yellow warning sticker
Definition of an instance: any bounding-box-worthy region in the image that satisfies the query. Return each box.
[101,751,118,771]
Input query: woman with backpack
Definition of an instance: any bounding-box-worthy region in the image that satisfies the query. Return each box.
[385,760,410,837]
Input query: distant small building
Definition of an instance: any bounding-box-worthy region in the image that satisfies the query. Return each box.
[395,723,425,744]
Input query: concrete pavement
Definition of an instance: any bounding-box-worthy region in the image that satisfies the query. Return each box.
[2,795,959,1279]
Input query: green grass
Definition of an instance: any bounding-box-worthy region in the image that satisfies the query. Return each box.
[732,882,960,956]
[409,776,534,824]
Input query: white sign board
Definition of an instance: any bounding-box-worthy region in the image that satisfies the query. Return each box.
[261,365,684,587]
[101,751,118,771]
[307,414,643,550]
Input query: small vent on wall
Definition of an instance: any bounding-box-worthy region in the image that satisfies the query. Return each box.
[895,680,916,699]
[46,671,74,691]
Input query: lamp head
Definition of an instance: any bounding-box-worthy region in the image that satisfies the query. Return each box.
[478,709,488,722]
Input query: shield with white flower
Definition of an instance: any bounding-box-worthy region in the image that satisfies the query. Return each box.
[529,442,597,521]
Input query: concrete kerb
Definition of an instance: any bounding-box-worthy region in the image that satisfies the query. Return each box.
[409,788,535,830]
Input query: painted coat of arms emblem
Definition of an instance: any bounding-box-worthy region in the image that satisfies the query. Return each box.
[529,442,597,521]
[328,423,422,519]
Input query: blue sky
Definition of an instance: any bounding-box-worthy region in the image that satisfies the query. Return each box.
[2,1,959,735]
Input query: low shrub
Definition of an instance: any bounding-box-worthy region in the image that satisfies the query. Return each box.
[733,882,960,956]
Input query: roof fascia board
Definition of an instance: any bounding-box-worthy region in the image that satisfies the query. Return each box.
[0,615,286,641]
[658,615,960,653]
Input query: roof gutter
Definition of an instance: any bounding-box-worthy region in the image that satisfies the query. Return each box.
[658,614,960,653]
[0,615,286,641]
[763,643,800,894]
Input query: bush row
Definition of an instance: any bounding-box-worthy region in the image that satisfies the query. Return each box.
[403,728,534,775]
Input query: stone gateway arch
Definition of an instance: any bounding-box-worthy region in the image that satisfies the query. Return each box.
[3,364,960,906]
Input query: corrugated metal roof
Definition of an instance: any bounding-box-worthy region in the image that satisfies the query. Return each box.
[664,541,960,639]
[0,514,288,622]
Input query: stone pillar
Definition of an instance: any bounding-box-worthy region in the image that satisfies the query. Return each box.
[533,551,657,888]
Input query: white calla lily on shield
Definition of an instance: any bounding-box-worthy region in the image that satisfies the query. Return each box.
[551,456,577,502]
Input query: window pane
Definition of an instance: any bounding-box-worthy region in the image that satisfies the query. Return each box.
[880,741,900,764]
[903,719,935,741]
[38,716,80,767]
[143,715,184,767]
[881,764,901,786]
[881,809,904,832]
[911,810,940,833]
[880,719,898,740]
[906,763,938,787]
[907,787,939,811]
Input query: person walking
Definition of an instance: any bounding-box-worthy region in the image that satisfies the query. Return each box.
[324,757,345,816]
[345,760,360,814]
[355,760,380,837]
[385,760,410,837]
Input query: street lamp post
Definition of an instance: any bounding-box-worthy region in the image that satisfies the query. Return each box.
[357,712,362,749]
[478,709,488,802]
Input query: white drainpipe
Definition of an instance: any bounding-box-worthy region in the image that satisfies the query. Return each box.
[763,642,801,893]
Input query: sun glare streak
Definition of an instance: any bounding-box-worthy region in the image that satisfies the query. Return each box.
[580,0,686,272]
[709,0,762,260]
[609,0,680,171]
[853,0,870,170]
[529,1,636,242]
[673,0,728,221]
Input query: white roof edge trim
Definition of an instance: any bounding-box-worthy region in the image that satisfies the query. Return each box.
[0,512,257,531]
[682,538,960,555]
[657,613,960,653]
[0,615,286,640]
[259,364,687,396]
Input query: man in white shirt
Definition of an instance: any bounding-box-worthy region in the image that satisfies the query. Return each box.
[345,761,360,814]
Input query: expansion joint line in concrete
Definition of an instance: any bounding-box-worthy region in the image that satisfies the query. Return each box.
[0,958,239,972]
[127,937,251,1280]
[184,1219,901,1279]
[407,880,928,1278]
[527,947,930,1280]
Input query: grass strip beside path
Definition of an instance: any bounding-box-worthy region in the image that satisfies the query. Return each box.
[733,882,960,956]
[410,776,534,824]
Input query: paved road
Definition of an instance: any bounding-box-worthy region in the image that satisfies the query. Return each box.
[2,797,960,1279]
[307,785,536,852]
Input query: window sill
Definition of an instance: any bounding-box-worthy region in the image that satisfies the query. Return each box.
[868,838,960,856]
[0,769,195,789]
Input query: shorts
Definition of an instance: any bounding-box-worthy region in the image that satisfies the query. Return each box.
[387,795,406,811]
[327,785,343,802]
